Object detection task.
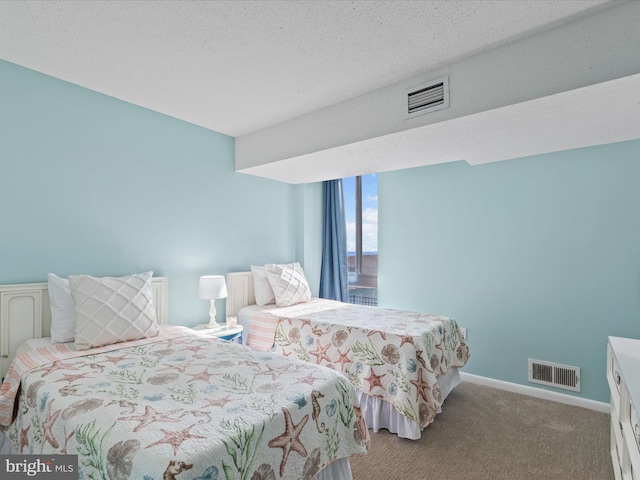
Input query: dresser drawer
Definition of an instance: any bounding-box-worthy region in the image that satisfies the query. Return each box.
[613,419,623,461]
[611,353,623,394]
[609,345,623,418]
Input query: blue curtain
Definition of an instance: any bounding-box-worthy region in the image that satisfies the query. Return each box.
[319,179,348,301]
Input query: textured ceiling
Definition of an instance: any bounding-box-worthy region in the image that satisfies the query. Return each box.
[0,0,617,137]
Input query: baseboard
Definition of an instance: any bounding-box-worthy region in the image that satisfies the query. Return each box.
[460,372,610,414]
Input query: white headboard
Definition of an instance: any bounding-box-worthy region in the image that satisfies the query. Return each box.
[226,271,255,316]
[0,277,168,378]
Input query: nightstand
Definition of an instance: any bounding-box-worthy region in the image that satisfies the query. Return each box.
[193,325,243,344]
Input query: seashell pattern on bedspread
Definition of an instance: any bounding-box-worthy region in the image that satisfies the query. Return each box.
[0,326,368,480]
[273,304,470,429]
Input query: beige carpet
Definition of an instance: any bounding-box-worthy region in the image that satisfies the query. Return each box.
[349,381,613,480]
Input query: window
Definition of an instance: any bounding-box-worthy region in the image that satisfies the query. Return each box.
[343,174,378,306]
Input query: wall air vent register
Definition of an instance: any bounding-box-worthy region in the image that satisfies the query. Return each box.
[528,358,581,392]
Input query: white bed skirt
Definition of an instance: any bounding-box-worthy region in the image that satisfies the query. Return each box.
[0,430,352,479]
[358,367,461,440]
[315,457,352,480]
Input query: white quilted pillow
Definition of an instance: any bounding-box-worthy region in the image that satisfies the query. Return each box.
[69,271,159,350]
[265,262,311,307]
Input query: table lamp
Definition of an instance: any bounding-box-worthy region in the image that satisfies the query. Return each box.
[197,275,227,329]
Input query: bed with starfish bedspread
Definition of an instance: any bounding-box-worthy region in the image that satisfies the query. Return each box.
[241,299,469,439]
[227,267,469,440]
[0,326,368,480]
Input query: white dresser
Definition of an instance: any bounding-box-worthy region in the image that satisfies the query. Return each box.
[607,336,640,480]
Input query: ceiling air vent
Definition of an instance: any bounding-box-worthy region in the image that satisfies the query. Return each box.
[405,76,449,119]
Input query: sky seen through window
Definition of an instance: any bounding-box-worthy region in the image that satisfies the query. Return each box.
[343,174,378,254]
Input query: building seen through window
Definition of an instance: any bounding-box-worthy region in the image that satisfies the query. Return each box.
[343,174,378,306]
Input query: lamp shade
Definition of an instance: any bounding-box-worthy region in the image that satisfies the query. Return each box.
[198,275,227,300]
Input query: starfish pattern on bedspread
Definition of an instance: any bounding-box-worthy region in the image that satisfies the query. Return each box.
[268,407,309,477]
[410,368,432,402]
[398,334,415,347]
[181,343,205,353]
[118,405,182,432]
[254,363,295,380]
[1,326,369,479]
[299,319,312,328]
[309,340,331,364]
[335,349,352,369]
[202,395,234,408]
[295,372,320,386]
[158,359,195,373]
[31,360,84,377]
[102,354,128,365]
[41,401,62,450]
[55,372,92,384]
[145,424,207,455]
[187,368,215,383]
[363,369,385,391]
[272,303,470,429]
[367,329,387,340]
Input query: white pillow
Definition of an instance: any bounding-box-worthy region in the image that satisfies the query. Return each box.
[251,265,276,306]
[69,271,159,350]
[265,262,311,307]
[48,273,76,344]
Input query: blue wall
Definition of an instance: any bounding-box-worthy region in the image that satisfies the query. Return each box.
[379,142,640,402]
[0,60,299,325]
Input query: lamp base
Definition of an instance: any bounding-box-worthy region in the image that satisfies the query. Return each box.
[193,299,223,331]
